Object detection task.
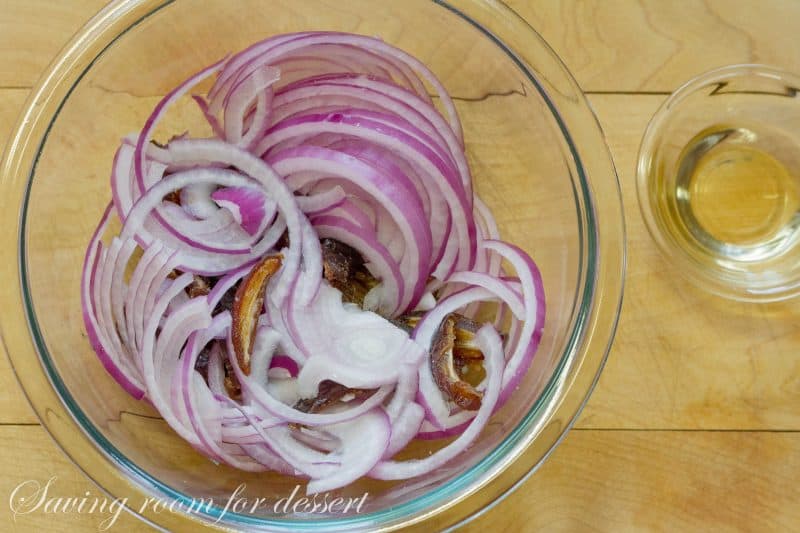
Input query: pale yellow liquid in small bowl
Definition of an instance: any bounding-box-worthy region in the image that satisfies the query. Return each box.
[689,144,798,245]
[668,126,800,263]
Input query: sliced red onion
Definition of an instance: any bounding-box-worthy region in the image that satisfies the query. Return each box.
[312,216,404,316]
[181,182,219,219]
[240,444,298,476]
[369,325,504,479]
[220,402,343,479]
[207,343,227,395]
[444,271,525,319]
[383,403,425,459]
[269,145,430,313]
[290,427,340,453]
[123,240,164,355]
[332,141,452,276]
[275,74,472,195]
[211,33,460,138]
[296,354,397,395]
[121,166,275,261]
[265,377,302,405]
[289,283,425,396]
[141,287,211,448]
[192,94,225,138]
[473,197,502,276]
[134,58,226,191]
[167,139,322,303]
[81,208,145,398]
[211,186,273,236]
[318,198,375,232]
[306,408,391,494]
[295,186,346,216]
[269,355,299,378]
[114,143,263,256]
[255,110,475,276]
[226,322,395,427]
[412,286,503,429]
[381,362,424,457]
[270,83,458,177]
[482,240,546,404]
[84,31,547,493]
[223,65,280,148]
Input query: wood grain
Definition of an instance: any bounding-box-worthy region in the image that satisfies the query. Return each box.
[3,1,799,92]
[0,88,38,424]
[507,0,800,92]
[0,426,145,532]
[0,1,798,532]
[0,1,108,88]
[579,94,800,431]
[2,426,798,532]
[461,428,800,533]
[3,89,798,431]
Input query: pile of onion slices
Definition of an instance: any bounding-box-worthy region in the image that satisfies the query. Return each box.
[82,32,545,494]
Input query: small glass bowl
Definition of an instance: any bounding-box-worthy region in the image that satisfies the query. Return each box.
[637,64,800,302]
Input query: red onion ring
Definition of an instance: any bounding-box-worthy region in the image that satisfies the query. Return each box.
[82,31,546,492]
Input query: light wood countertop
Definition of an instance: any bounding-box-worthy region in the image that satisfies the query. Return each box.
[0,1,798,531]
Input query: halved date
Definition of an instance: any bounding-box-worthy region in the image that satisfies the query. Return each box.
[430,314,484,411]
[293,380,376,414]
[231,255,282,375]
[321,238,378,306]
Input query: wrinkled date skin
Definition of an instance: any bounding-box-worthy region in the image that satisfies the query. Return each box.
[231,254,282,375]
[294,380,376,413]
[430,314,484,411]
[226,241,487,414]
[320,238,378,306]
[187,275,212,299]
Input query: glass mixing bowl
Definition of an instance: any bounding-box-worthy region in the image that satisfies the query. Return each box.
[0,1,624,530]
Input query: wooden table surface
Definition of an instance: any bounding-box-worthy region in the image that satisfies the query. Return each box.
[1,1,799,531]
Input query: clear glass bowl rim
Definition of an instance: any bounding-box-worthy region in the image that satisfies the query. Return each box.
[0,0,626,530]
[636,63,800,303]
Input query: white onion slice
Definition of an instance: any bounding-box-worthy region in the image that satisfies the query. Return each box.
[80,31,547,494]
